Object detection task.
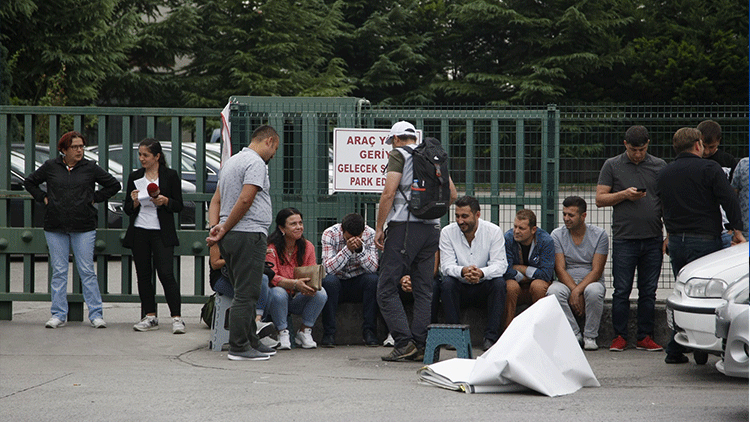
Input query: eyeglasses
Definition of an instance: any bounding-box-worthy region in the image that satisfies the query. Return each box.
[69,145,85,150]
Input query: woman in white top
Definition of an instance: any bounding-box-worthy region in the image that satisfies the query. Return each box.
[123,138,185,334]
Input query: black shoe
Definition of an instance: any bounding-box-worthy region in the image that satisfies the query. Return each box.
[444,344,456,351]
[483,338,495,352]
[321,333,336,348]
[665,353,689,364]
[363,330,379,347]
[408,345,425,362]
[381,340,418,362]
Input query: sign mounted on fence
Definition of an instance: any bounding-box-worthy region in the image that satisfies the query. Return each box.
[332,128,422,193]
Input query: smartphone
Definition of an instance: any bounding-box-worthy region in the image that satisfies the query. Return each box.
[636,188,646,192]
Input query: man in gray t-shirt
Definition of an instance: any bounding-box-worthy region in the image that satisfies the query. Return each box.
[596,125,666,352]
[207,125,280,361]
[547,196,608,351]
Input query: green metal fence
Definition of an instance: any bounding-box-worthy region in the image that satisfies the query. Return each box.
[1,101,747,320]
[0,106,221,320]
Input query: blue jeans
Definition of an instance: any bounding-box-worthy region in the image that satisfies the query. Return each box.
[611,237,663,340]
[321,273,379,336]
[214,273,270,318]
[268,286,328,330]
[665,234,723,356]
[667,234,722,278]
[721,232,732,249]
[44,230,103,321]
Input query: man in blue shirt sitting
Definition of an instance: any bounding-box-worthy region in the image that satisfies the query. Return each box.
[502,209,555,330]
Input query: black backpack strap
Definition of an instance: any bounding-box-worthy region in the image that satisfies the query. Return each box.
[392,146,413,257]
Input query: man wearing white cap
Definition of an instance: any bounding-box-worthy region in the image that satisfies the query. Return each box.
[375,121,457,362]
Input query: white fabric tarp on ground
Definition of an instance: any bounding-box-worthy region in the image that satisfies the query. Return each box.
[417,295,600,396]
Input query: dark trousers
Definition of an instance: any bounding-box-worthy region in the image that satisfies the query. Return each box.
[321,272,379,336]
[441,275,506,342]
[132,228,181,317]
[398,276,442,324]
[665,234,723,356]
[611,237,663,340]
[219,231,266,353]
[376,222,439,349]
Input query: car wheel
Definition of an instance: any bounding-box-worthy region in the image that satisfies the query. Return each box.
[693,351,709,365]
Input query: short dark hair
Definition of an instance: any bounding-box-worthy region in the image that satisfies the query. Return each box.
[624,125,650,147]
[58,131,86,152]
[251,125,279,143]
[454,195,480,213]
[562,196,587,214]
[341,213,365,237]
[697,120,721,144]
[673,127,702,154]
[515,209,537,227]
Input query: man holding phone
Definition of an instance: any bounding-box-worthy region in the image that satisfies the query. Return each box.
[596,125,667,353]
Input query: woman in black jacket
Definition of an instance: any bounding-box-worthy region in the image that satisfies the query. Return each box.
[24,131,121,329]
[123,138,185,334]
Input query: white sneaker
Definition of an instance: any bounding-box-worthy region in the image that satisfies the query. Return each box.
[260,336,280,349]
[277,329,291,350]
[91,318,107,328]
[45,317,66,329]
[295,328,317,349]
[383,333,395,347]
[133,316,159,331]
[575,333,583,346]
[172,317,185,334]
[584,337,598,351]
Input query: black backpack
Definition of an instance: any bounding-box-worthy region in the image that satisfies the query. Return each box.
[398,137,451,219]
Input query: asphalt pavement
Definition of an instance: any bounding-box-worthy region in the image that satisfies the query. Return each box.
[1,301,747,422]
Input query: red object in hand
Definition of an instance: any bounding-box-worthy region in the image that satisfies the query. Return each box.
[147,183,160,198]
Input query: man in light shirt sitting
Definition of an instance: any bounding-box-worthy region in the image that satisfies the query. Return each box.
[439,196,508,351]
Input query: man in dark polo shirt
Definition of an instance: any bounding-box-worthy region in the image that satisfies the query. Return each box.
[656,127,745,364]
[596,125,666,353]
[698,120,740,248]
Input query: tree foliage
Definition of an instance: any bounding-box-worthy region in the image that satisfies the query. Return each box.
[179,0,353,107]
[2,0,747,106]
[617,0,748,103]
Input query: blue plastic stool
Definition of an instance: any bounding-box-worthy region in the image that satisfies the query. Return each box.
[423,324,473,364]
[209,293,231,351]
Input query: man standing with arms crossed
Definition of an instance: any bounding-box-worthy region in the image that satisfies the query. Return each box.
[375,121,457,362]
[207,125,280,361]
[658,127,745,364]
[596,125,666,353]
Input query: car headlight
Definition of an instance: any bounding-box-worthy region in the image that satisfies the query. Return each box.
[684,277,727,298]
[723,275,749,305]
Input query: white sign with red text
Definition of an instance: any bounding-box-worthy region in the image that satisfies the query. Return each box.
[332,128,422,193]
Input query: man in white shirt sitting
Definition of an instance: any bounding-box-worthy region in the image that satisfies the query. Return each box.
[439,196,508,351]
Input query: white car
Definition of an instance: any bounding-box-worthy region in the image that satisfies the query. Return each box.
[714,274,749,378]
[665,242,749,364]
